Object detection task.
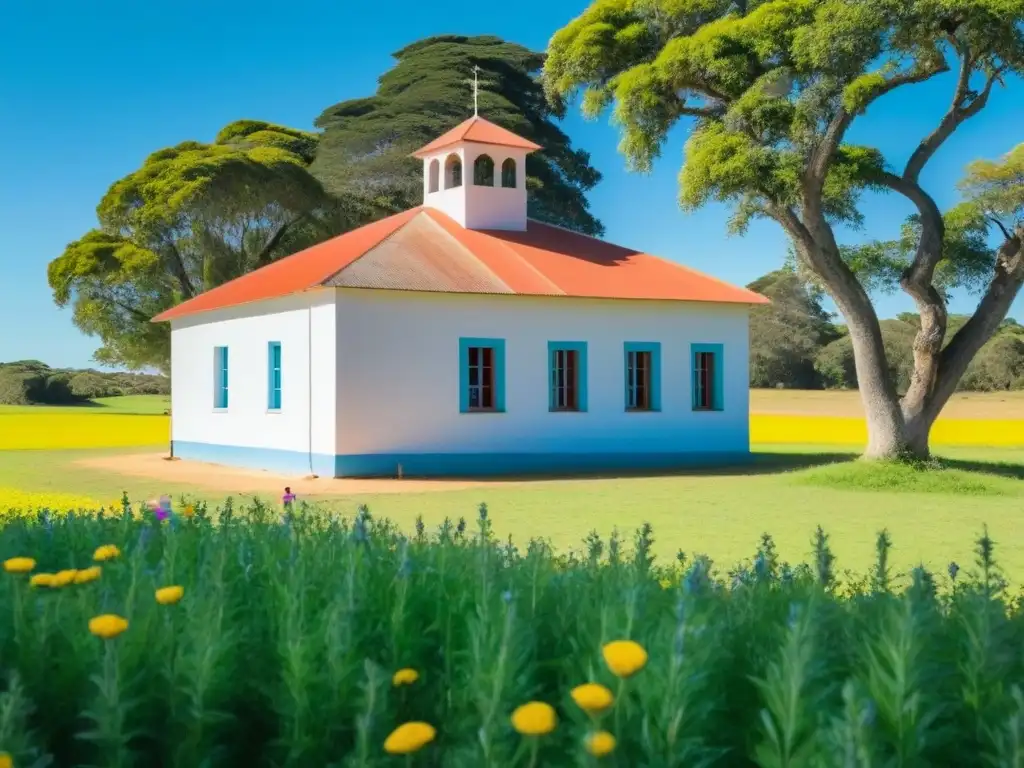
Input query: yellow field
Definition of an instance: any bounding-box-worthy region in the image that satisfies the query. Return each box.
[0,486,103,518]
[751,414,1024,447]
[0,413,169,450]
[749,389,1024,447]
[0,390,1020,451]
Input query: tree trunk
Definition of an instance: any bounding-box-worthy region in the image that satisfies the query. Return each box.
[853,227,1024,461]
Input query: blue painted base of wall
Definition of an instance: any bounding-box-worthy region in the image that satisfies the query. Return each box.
[173,440,752,479]
[173,441,336,478]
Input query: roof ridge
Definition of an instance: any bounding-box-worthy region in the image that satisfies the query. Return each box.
[317,207,423,285]
[423,209,564,295]
[415,211,516,292]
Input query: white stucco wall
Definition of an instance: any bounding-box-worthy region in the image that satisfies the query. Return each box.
[422,144,528,231]
[334,289,750,458]
[168,290,337,472]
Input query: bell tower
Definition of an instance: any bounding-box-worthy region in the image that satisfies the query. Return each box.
[412,73,541,231]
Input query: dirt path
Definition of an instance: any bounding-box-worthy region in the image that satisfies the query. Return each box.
[75,452,512,496]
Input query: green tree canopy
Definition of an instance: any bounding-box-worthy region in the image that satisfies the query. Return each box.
[48,121,368,372]
[312,35,604,235]
[747,268,840,388]
[0,361,167,405]
[813,313,1024,391]
[546,0,1024,459]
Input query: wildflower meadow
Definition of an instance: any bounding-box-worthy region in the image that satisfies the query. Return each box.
[1,497,1024,767]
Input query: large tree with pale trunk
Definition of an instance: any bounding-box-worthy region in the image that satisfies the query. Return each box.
[544,0,1024,459]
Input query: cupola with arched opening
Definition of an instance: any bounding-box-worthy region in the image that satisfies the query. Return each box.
[412,116,541,231]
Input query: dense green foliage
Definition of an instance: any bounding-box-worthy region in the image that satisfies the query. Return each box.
[2,501,1024,766]
[47,121,373,373]
[0,361,168,406]
[748,269,1024,391]
[747,269,842,389]
[312,35,604,236]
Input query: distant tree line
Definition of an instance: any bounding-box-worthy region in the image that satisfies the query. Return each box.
[749,269,1024,392]
[0,361,169,406]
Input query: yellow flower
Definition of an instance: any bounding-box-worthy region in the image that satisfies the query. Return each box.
[570,683,614,714]
[511,701,557,736]
[183,504,195,518]
[0,751,11,768]
[74,566,102,584]
[93,544,121,562]
[602,640,648,678]
[29,573,54,588]
[392,668,419,686]
[383,721,436,754]
[51,569,78,588]
[659,577,673,590]
[155,586,184,605]
[3,557,35,574]
[89,614,128,640]
[585,730,617,757]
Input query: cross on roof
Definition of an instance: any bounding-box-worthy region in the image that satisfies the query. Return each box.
[473,66,480,116]
[467,66,494,117]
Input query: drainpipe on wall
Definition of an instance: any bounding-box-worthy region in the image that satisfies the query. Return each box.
[308,304,316,477]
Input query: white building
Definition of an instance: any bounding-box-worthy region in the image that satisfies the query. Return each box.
[153,116,769,478]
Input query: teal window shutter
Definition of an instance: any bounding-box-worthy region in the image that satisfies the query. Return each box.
[214,346,229,409]
[691,343,724,411]
[268,342,282,410]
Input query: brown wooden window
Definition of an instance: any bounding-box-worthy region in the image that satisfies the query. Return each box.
[551,349,579,410]
[467,346,495,410]
[692,347,721,411]
[693,351,715,410]
[626,350,652,410]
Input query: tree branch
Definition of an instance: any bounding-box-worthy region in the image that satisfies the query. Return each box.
[254,215,305,268]
[162,242,195,299]
[805,64,949,197]
[903,62,1001,182]
[922,227,1024,424]
[678,104,726,120]
[989,216,1013,242]
[90,292,151,323]
[874,171,950,417]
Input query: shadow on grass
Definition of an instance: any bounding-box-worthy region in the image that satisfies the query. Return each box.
[416,451,860,483]
[418,450,1024,486]
[939,457,1024,482]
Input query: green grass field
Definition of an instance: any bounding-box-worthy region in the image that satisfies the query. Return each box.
[0,394,169,415]
[2,393,1022,581]
[2,440,1022,582]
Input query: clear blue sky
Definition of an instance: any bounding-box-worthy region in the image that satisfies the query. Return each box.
[1,0,1021,369]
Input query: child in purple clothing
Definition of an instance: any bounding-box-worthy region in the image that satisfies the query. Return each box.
[282,487,296,509]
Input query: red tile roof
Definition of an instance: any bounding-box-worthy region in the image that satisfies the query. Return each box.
[412,116,542,158]
[152,208,768,323]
